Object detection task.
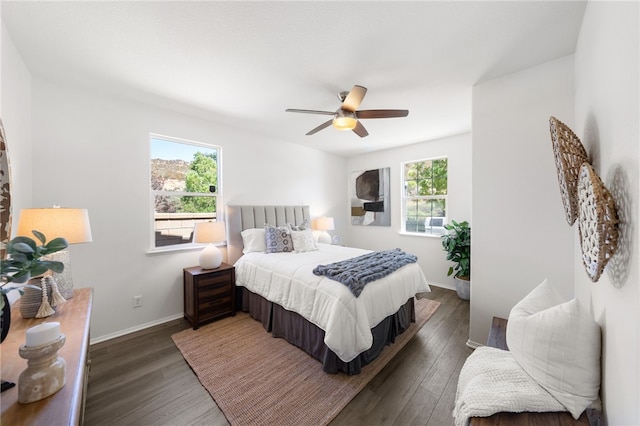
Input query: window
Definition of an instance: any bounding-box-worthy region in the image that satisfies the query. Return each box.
[150,134,221,249]
[402,157,448,235]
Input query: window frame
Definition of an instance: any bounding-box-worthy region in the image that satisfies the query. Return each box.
[400,156,448,237]
[148,133,222,253]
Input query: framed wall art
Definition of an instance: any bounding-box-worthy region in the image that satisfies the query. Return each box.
[350,167,390,226]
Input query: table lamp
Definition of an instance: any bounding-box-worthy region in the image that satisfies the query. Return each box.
[314,217,335,244]
[16,207,92,299]
[194,221,226,269]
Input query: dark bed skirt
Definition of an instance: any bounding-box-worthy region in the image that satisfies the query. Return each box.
[239,287,416,375]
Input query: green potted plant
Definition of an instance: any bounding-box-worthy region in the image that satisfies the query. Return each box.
[1,231,68,341]
[441,220,471,300]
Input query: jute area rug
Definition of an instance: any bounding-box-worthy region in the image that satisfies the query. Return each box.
[172,297,440,426]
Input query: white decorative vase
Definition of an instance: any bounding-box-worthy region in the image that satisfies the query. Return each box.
[454,276,470,300]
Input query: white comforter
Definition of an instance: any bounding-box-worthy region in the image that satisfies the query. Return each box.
[234,244,430,362]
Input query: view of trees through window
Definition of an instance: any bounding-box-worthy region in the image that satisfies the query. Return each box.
[150,135,220,248]
[403,158,448,235]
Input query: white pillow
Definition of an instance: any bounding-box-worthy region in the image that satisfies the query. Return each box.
[290,229,318,253]
[506,279,601,419]
[240,228,266,254]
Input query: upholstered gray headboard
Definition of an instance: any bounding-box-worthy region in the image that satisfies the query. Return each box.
[226,205,311,265]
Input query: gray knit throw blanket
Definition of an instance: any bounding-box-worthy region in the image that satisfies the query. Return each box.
[312,248,418,297]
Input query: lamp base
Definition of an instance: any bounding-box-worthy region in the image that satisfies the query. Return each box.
[317,231,332,245]
[46,250,74,299]
[199,245,222,269]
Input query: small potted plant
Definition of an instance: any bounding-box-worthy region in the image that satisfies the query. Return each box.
[1,231,68,341]
[441,220,471,300]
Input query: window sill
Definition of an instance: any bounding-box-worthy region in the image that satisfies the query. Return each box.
[397,231,444,239]
[147,243,226,255]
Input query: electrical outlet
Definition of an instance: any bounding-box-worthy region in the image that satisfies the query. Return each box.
[133,295,143,308]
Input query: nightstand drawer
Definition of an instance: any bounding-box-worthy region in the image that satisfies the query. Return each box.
[199,283,232,299]
[199,295,233,319]
[198,272,233,288]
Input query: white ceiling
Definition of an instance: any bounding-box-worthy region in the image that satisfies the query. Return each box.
[2,1,586,157]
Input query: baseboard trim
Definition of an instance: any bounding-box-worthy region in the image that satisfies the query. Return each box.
[90,313,184,345]
[466,339,483,349]
[427,281,455,291]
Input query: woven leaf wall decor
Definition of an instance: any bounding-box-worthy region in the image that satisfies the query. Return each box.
[577,163,619,282]
[550,116,589,225]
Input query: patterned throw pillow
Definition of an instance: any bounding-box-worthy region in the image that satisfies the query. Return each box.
[288,219,311,231]
[265,224,294,253]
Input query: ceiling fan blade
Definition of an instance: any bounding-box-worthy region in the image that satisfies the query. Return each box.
[356,109,409,119]
[352,121,369,138]
[306,119,333,135]
[341,85,367,112]
[286,109,335,116]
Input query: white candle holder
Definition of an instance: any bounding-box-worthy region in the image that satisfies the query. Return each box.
[18,334,66,404]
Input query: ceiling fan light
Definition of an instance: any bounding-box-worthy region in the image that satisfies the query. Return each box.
[333,116,357,131]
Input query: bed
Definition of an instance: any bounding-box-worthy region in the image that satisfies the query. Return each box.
[227,205,430,374]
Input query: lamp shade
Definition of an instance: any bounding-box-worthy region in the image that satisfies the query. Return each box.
[17,208,92,244]
[314,217,335,231]
[193,221,226,243]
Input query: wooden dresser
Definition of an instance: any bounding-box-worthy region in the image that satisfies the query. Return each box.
[1,288,93,426]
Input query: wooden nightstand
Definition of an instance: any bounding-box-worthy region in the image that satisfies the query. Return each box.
[183,263,236,330]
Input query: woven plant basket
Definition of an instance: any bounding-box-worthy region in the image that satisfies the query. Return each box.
[19,276,64,319]
[577,163,619,282]
[550,116,589,225]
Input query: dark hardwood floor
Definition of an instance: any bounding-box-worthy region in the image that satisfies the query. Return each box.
[84,286,472,425]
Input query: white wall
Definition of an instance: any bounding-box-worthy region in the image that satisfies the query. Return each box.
[574,2,639,424]
[1,22,32,232]
[1,22,32,307]
[26,78,346,342]
[346,133,472,290]
[470,55,575,346]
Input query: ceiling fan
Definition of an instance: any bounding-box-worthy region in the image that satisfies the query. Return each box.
[285,85,409,138]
